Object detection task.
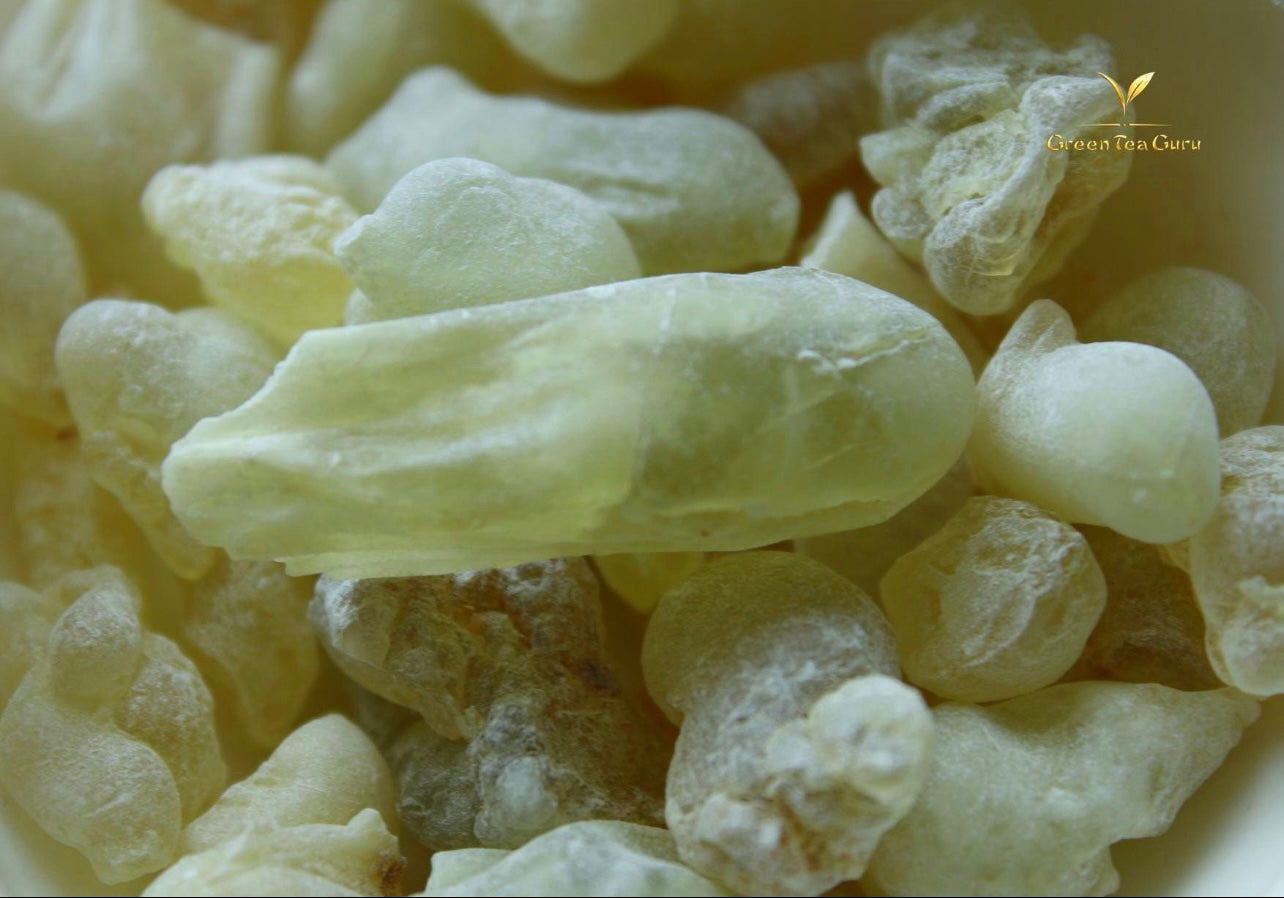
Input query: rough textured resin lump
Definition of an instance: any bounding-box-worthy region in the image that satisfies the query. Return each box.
[143,155,359,345]
[880,496,1106,702]
[968,300,1220,544]
[337,158,640,324]
[56,299,278,579]
[1185,427,1284,695]
[861,3,1131,314]
[643,552,932,896]
[866,682,1259,897]
[418,821,731,897]
[1082,267,1276,437]
[0,566,225,882]
[311,559,666,848]
[163,268,975,578]
[326,67,798,274]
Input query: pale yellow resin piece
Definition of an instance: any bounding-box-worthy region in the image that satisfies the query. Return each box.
[968,300,1220,544]
[0,566,225,883]
[0,190,86,425]
[880,496,1106,702]
[143,156,359,345]
[326,67,799,274]
[337,158,640,324]
[163,268,975,578]
[0,580,60,707]
[56,299,279,579]
[643,552,931,896]
[866,682,1259,897]
[1186,426,1284,696]
[592,552,705,614]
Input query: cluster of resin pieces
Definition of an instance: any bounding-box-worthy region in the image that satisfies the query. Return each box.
[0,1,1279,897]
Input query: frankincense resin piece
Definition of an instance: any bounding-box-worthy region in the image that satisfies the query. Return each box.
[163,268,975,578]
[866,682,1259,897]
[643,552,932,896]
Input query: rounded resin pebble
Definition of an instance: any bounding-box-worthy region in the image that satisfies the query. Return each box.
[326,67,799,274]
[311,559,667,848]
[865,682,1259,897]
[336,158,640,324]
[181,557,320,747]
[456,0,678,83]
[182,713,397,856]
[146,809,403,898]
[796,459,975,598]
[968,299,1220,544]
[1185,426,1284,696]
[1081,267,1276,437]
[162,268,976,578]
[0,0,280,302]
[142,155,359,345]
[0,190,86,425]
[591,552,705,615]
[860,3,1131,314]
[417,821,732,897]
[643,552,932,896]
[0,580,60,707]
[56,299,279,579]
[1066,526,1221,691]
[0,566,225,883]
[880,496,1106,702]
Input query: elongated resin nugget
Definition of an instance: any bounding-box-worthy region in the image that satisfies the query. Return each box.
[312,559,667,848]
[419,821,731,897]
[163,268,975,577]
[326,67,798,274]
[643,552,932,896]
[862,3,1130,314]
[337,158,639,324]
[57,300,279,578]
[866,682,1259,897]
[1186,427,1284,695]
[969,300,1219,544]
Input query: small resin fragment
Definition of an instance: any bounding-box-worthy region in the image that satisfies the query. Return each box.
[182,713,397,856]
[800,190,986,372]
[146,809,403,898]
[592,552,705,615]
[1082,267,1276,436]
[418,820,732,897]
[56,299,278,578]
[181,557,320,747]
[326,67,798,274]
[163,268,975,578]
[0,581,60,706]
[457,0,678,83]
[1066,526,1221,691]
[0,190,86,425]
[1185,426,1284,695]
[336,158,640,324]
[796,459,975,598]
[880,496,1106,702]
[143,156,359,345]
[0,0,280,301]
[0,566,225,882]
[866,682,1259,897]
[643,552,931,896]
[968,300,1220,544]
[861,2,1131,314]
[312,559,667,848]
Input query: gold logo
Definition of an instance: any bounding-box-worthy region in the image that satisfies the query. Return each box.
[1045,69,1201,152]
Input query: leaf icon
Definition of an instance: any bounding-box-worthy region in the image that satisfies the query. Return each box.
[1097,72,1127,114]
[1126,72,1155,105]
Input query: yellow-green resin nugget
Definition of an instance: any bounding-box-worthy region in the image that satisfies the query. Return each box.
[162,268,975,578]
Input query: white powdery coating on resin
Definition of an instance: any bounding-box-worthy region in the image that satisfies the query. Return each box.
[326,67,798,274]
[644,552,931,896]
[866,682,1259,897]
[337,158,640,324]
[967,299,1220,544]
[162,268,975,578]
